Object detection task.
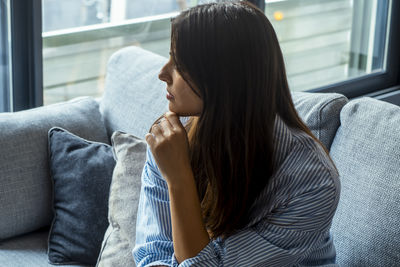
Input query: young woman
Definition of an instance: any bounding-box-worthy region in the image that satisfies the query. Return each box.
[133,1,340,266]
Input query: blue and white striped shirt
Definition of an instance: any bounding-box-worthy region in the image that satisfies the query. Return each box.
[133,116,340,266]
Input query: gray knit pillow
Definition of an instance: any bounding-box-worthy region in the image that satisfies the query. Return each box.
[96,131,147,267]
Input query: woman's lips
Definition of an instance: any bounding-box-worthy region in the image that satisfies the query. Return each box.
[166,91,174,100]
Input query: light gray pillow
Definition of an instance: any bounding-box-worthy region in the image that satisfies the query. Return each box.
[96,131,147,267]
[0,97,109,241]
[330,97,400,266]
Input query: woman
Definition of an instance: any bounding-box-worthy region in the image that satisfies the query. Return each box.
[133,1,340,266]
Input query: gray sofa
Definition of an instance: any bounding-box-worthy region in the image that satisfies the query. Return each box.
[1,46,399,267]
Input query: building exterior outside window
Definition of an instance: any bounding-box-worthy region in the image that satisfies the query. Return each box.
[0,0,393,108]
[41,0,389,105]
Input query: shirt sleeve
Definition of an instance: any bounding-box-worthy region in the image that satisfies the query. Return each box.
[133,147,174,267]
[170,167,339,267]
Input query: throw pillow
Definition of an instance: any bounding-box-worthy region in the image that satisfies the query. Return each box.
[47,127,115,265]
[96,131,147,267]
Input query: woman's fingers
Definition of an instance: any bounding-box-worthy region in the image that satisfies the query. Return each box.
[165,111,184,131]
[151,123,164,140]
[159,116,174,136]
[145,133,155,146]
[147,112,186,149]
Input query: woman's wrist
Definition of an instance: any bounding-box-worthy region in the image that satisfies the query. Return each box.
[165,166,196,191]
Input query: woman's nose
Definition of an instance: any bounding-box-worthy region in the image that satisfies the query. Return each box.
[158,65,171,84]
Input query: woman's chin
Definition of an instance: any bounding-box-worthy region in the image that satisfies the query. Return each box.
[168,103,201,117]
[168,104,179,114]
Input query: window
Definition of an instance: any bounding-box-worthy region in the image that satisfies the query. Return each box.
[42,0,199,105]
[266,0,388,92]
[1,0,399,110]
[0,0,11,112]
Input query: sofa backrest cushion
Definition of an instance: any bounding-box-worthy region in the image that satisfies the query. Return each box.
[100,46,347,149]
[292,91,348,150]
[330,97,400,266]
[100,46,168,139]
[0,97,109,240]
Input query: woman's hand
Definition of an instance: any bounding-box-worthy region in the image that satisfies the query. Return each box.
[146,112,210,262]
[145,112,193,186]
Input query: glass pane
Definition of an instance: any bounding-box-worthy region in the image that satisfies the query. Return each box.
[42,0,390,105]
[0,0,11,112]
[266,0,389,91]
[42,0,201,105]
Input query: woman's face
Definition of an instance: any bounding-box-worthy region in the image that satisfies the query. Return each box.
[158,56,203,116]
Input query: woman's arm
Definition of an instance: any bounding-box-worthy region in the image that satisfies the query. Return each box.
[167,171,210,263]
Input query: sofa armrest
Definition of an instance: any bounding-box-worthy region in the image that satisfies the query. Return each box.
[0,96,109,240]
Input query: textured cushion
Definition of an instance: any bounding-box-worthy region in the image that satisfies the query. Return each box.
[96,131,147,267]
[0,97,109,240]
[0,228,88,267]
[100,46,168,139]
[330,97,400,266]
[47,127,115,265]
[292,91,348,150]
[100,46,347,147]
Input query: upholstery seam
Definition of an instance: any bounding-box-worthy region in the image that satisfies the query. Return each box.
[318,96,347,145]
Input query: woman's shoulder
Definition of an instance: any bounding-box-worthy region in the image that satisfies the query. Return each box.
[273,116,338,179]
[291,129,338,180]
[248,120,341,230]
[271,117,340,203]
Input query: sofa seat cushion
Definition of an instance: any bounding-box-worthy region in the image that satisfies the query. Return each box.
[292,91,348,150]
[330,97,400,266]
[0,97,110,241]
[0,228,88,267]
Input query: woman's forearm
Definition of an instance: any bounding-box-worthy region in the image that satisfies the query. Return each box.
[167,171,210,264]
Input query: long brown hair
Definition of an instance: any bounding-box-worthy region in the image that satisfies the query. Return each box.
[157,1,333,239]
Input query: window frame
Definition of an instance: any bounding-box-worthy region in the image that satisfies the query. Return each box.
[308,0,400,99]
[9,0,42,112]
[5,0,400,112]
[0,0,11,112]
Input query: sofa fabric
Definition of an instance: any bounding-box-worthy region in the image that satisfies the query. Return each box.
[96,131,147,267]
[47,127,115,265]
[0,97,110,241]
[292,91,348,150]
[100,46,168,140]
[330,97,400,266]
[99,46,348,151]
[0,228,88,267]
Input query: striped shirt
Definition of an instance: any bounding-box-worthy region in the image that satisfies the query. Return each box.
[133,116,341,267]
